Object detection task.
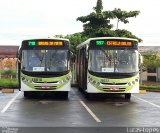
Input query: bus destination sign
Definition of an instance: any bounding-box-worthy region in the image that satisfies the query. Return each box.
[28,41,63,46]
[106,41,132,46]
[96,40,133,47]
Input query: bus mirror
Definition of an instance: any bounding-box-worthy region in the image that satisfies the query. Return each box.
[17,48,22,61]
[140,54,143,64]
[70,51,75,60]
[70,51,73,57]
[86,51,88,59]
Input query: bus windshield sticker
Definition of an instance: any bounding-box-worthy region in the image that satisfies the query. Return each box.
[102,68,114,72]
[33,67,45,71]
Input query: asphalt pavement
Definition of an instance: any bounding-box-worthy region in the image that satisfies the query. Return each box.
[0,88,160,133]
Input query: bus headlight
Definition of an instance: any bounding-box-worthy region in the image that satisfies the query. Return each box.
[89,78,93,82]
[132,81,135,85]
[135,79,138,82]
[128,82,131,86]
[88,77,100,87]
[96,82,100,86]
[66,76,70,81]
[22,77,26,82]
[92,80,96,85]
[59,80,64,84]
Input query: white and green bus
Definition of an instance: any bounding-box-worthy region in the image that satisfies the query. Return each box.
[76,37,142,100]
[17,38,71,98]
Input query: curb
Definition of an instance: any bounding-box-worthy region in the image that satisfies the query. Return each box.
[140,88,160,92]
[146,89,160,92]
[1,88,14,93]
[139,90,147,94]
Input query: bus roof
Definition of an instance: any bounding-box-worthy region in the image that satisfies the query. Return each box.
[22,37,69,42]
[19,37,70,50]
[76,37,138,49]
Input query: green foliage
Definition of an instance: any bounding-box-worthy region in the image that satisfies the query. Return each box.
[1,69,17,79]
[65,33,88,54]
[0,78,18,88]
[54,34,64,38]
[54,0,142,54]
[93,0,103,14]
[1,69,16,76]
[77,0,142,41]
[114,29,142,42]
[143,53,160,69]
[112,8,140,29]
[54,33,88,54]
[140,84,160,89]
[77,11,114,37]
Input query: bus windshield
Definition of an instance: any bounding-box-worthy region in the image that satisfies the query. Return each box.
[21,50,69,72]
[88,49,138,73]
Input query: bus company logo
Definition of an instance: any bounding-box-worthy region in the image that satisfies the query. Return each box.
[41,83,49,89]
[110,86,118,91]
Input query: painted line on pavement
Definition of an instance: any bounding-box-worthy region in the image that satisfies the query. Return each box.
[80,100,102,123]
[1,91,21,113]
[132,95,160,109]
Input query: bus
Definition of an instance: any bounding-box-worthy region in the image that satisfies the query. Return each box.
[76,37,142,100]
[17,38,71,98]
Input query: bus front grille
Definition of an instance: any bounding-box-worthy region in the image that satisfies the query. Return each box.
[101,82,127,85]
[34,86,57,90]
[33,81,58,83]
[102,88,126,92]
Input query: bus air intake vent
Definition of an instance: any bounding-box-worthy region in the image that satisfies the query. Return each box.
[34,86,57,90]
[101,82,127,85]
[102,88,125,92]
[33,81,58,83]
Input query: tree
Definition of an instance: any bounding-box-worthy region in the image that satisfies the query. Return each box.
[114,29,142,42]
[77,0,142,41]
[77,0,114,37]
[54,0,142,54]
[112,8,140,29]
[143,53,160,69]
[65,33,88,54]
[54,33,88,54]
[4,59,12,70]
[93,0,103,14]
[54,34,64,38]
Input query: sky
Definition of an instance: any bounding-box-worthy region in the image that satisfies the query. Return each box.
[0,0,160,46]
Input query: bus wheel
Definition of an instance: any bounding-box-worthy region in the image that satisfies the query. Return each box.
[24,91,32,98]
[61,92,68,99]
[125,93,131,100]
[85,93,93,100]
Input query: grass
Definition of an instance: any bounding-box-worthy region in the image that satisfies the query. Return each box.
[140,84,160,90]
[0,78,19,88]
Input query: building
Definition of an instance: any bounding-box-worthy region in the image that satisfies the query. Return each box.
[139,46,160,82]
[0,46,19,70]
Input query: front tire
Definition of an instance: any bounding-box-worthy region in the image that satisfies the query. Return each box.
[60,91,68,99]
[24,91,33,98]
[125,93,131,100]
